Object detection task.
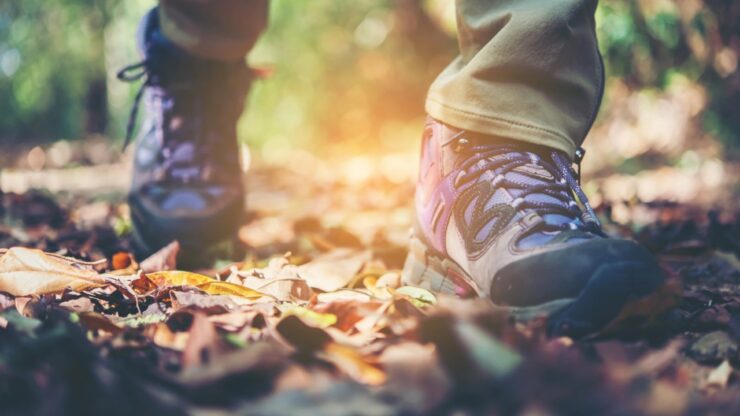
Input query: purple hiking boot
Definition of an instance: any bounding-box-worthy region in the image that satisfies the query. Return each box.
[403,118,669,337]
[118,8,252,267]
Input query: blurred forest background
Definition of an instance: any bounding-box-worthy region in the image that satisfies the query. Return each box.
[0,0,737,209]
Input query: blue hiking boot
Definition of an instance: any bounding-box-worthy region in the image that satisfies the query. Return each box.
[403,118,671,337]
[118,8,252,266]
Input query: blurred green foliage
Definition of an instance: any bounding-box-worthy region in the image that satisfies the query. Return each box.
[596,0,738,149]
[0,0,148,143]
[0,0,737,151]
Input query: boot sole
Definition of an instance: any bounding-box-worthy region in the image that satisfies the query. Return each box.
[402,236,677,337]
[131,218,241,270]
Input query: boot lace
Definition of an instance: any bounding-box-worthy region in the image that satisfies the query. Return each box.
[453,137,602,236]
[117,59,215,184]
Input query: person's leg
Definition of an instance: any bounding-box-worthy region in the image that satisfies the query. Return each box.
[121,1,268,266]
[426,0,603,158]
[159,0,268,61]
[405,0,668,337]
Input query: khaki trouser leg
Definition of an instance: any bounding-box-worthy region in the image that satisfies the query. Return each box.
[426,0,604,158]
[158,0,268,61]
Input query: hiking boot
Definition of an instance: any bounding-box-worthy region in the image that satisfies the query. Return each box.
[403,118,668,337]
[118,8,252,266]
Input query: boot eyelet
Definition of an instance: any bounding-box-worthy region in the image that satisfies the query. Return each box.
[453,138,469,153]
[574,147,586,163]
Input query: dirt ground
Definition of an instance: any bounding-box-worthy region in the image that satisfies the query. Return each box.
[0,154,738,415]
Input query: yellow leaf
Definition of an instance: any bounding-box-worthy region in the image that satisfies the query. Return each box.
[362,275,378,290]
[393,286,436,307]
[0,247,105,296]
[197,281,266,299]
[322,342,386,385]
[146,271,214,287]
[283,306,337,328]
[146,271,266,299]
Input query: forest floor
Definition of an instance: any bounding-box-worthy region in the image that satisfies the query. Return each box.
[0,152,738,415]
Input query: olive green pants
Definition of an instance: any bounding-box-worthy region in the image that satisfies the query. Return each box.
[159,0,602,158]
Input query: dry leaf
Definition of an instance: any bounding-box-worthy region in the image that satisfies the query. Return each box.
[111,251,136,271]
[78,312,123,335]
[0,293,14,311]
[140,241,179,273]
[171,290,237,313]
[146,270,214,287]
[147,271,266,299]
[275,314,333,352]
[297,249,371,292]
[376,272,401,289]
[316,289,373,303]
[706,360,733,388]
[283,306,337,328]
[59,297,95,313]
[208,312,254,331]
[0,247,105,296]
[244,277,312,302]
[237,256,299,281]
[182,312,221,368]
[151,322,189,351]
[313,299,386,332]
[321,342,386,385]
[379,342,450,411]
[393,286,436,307]
[197,281,266,299]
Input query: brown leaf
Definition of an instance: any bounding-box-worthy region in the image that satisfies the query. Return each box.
[308,226,364,251]
[642,380,689,415]
[171,290,236,314]
[320,342,386,385]
[313,300,386,332]
[59,297,95,313]
[14,297,31,315]
[0,247,105,296]
[130,271,158,294]
[297,249,371,292]
[275,314,333,352]
[111,251,136,271]
[78,312,123,335]
[631,339,684,377]
[379,342,450,411]
[182,312,221,368]
[207,312,254,331]
[244,277,312,302]
[392,297,426,319]
[140,241,179,273]
[151,322,189,351]
[0,293,15,311]
[178,340,288,394]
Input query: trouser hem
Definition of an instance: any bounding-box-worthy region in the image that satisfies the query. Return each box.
[425,97,577,160]
[159,6,254,61]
